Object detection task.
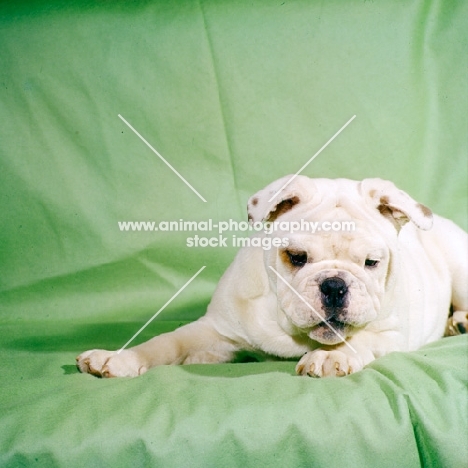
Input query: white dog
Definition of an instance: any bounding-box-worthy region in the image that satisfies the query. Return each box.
[77,176,468,378]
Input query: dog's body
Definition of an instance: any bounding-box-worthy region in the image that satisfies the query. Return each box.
[77,176,468,378]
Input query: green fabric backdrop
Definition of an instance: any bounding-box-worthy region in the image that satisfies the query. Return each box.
[1,0,467,466]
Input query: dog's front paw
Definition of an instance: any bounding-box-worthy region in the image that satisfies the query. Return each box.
[76,349,147,378]
[295,349,363,378]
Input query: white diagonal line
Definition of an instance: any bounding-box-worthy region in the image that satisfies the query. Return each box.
[268,115,356,202]
[268,266,357,353]
[118,114,207,203]
[117,266,206,353]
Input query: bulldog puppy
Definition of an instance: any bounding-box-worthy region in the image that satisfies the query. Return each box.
[77,176,468,378]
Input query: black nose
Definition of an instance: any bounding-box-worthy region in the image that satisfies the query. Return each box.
[320,277,348,309]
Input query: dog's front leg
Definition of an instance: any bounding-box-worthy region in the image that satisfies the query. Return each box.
[76,318,239,378]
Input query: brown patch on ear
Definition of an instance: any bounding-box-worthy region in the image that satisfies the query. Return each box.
[377,195,409,228]
[377,204,392,218]
[267,196,300,222]
[377,196,394,220]
[417,203,432,218]
[363,177,433,231]
[251,197,258,206]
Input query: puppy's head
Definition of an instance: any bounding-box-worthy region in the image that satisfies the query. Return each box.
[248,176,433,345]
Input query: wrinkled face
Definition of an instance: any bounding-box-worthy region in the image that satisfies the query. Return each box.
[268,223,391,345]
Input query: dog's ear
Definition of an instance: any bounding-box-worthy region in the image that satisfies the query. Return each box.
[247,174,313,222]
[361,178,433,231]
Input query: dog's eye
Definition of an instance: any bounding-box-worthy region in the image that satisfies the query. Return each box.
[365,259,379,268]
[287,251,308,268]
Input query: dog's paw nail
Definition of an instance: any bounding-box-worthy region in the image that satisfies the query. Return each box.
[102,368,112,378]
[307,363,319,377]
[335,362,346,376]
